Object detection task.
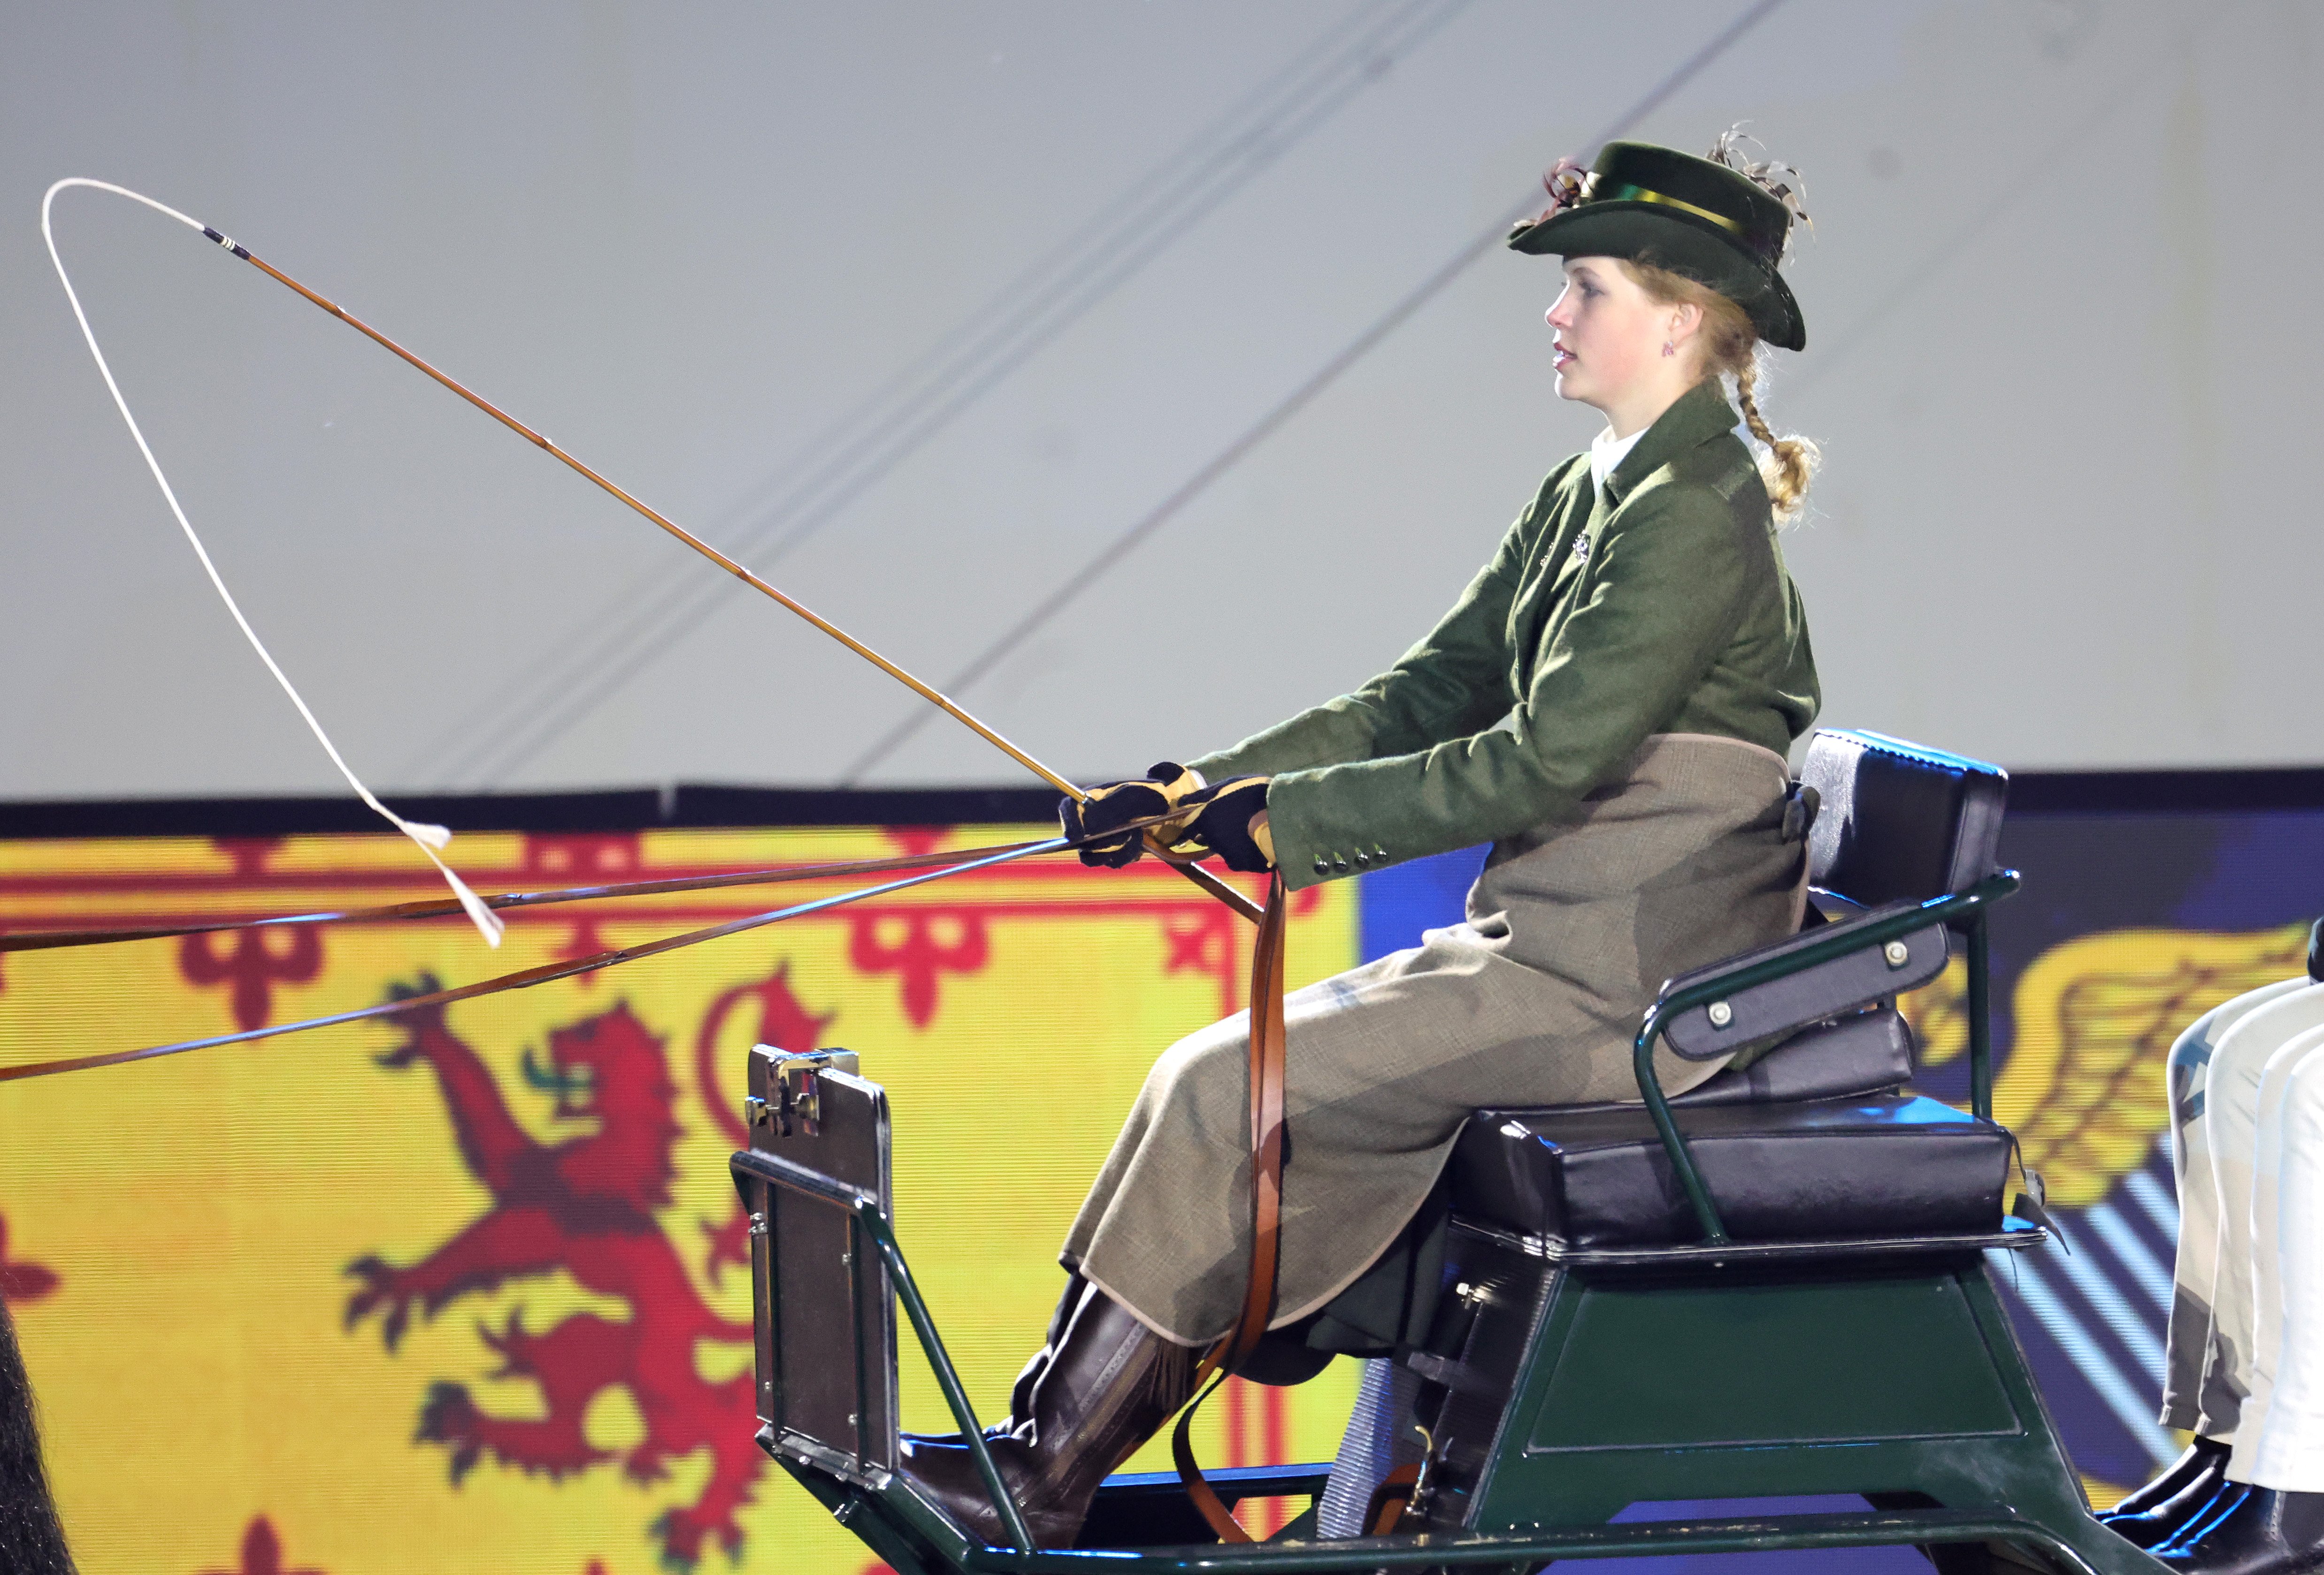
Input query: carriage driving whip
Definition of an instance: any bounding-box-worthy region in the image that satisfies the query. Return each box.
[40,179,1260,929]
[34,181,1291,1537]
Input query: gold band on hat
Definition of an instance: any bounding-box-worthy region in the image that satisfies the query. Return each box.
[1586,176,1746,236]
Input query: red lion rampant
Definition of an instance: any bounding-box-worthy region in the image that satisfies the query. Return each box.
[345,961,833,1567]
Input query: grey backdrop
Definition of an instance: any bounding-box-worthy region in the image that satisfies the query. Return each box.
[2,1,2312,801]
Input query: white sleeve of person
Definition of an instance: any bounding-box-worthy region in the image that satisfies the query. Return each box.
[2164,979,2324,1485]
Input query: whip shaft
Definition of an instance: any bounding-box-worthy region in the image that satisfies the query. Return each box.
[208,229,1081,801]
[199,224,1260,921]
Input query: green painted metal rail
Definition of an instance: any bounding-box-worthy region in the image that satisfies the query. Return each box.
[853,1200,1038,1551]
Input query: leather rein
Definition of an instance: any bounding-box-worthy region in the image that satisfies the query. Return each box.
[0,811,1243,1081]
[1170,863,1289,1544]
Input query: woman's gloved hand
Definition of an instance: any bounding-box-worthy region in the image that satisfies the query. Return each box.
[1181,776,1274,873]
[1058,762,1203,868]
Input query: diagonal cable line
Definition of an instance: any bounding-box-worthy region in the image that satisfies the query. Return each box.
[406,0,1476,788]
[409,0,1418,784]
[839,0,1790,784]
[435,0,1470,786]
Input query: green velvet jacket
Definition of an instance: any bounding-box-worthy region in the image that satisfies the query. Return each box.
[1190,377,1819,891]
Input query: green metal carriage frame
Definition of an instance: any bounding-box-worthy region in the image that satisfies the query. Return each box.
[736,870,2178,1574]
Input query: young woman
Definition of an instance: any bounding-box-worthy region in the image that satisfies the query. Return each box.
[902,134,1823,1548]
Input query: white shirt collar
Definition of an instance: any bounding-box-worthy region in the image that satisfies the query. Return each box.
[1590,425,1646,495]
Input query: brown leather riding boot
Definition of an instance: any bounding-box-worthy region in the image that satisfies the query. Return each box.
[997,1272,1087,1440]
[897,1281,1203,1549]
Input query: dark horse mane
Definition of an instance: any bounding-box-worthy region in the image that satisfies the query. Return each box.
[0,1296,75,1573]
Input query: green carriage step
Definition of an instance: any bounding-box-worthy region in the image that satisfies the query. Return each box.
[955,1506,2088,1572]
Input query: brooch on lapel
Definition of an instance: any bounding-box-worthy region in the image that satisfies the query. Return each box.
[1542,532,1595,570]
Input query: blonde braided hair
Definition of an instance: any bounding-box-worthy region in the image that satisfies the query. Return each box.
[1620,260,1819,521]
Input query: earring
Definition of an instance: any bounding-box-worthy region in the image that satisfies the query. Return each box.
[1662,340,1676,357]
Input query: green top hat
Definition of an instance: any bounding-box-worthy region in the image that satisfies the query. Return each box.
[1508,140,1806,352]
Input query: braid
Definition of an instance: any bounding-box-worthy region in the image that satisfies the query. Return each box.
[1733,354,1818,520]
[1618,259,1819,522]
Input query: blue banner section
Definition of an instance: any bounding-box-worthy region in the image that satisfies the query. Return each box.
[1971,807,2324,1493]
[1356,844,1487,964]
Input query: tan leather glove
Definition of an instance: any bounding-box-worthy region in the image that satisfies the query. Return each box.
[1058,761,1204,868]
[1180,776,1273,873]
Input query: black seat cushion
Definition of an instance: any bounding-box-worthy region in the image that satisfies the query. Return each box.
[1801,730,2008,908]
[1451,1094,2010,1248]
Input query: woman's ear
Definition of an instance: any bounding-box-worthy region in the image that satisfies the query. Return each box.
[1668,300,1705,348]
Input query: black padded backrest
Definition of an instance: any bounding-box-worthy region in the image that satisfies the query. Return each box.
[1799,730,2009,909]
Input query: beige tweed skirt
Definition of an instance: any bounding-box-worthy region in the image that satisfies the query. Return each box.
[1061,733,1807,1345]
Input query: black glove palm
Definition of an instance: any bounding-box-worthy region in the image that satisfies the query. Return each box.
[1059,762,1198,868]
[1182,776,1273,873]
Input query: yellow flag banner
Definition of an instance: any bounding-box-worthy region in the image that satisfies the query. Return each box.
[0,822,1362,1575]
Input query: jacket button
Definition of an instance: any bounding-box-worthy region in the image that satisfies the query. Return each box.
[1333,857,1350,873]
[1372,845,1388,860]
[1312,858,1330,876]
[1352,851,1370,868]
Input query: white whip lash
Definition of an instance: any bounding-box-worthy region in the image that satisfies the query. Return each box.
[41,178,503,946]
